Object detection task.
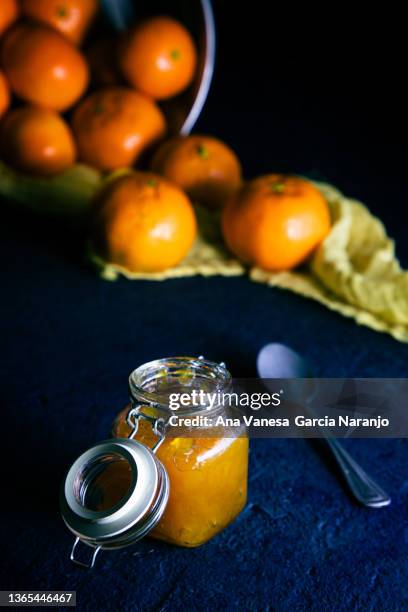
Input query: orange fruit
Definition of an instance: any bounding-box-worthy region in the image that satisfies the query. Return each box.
[0,0,19,36]
[2,106,76,177]
[92,172,197,272]
[152,135,242,208]
[1,23,89,111]
[222,175,331,271]
[72,87,166,171]
[0,71,11,118]
[86,38,122,88]
[119,16,197,100]
[21,0,98,44]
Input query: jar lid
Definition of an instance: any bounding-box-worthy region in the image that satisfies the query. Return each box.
[60,439,169,553]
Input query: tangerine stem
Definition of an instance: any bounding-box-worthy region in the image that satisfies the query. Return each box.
[197,144,209,160]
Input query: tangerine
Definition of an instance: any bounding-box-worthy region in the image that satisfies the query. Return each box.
[152,135,242,208]
[21,0,98,44]
[2,22,89,111]
[0,0,19,36]
[119,16,197,100]
[222,175,331,270]
[2,106,77,176]
[0,71,11,118]
[92,172,197,272]
[72,87,166,171]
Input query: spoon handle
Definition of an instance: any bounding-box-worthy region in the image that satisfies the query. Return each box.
[325,438,391,508]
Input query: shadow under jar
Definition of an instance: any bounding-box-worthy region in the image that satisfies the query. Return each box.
[113,357,248,547]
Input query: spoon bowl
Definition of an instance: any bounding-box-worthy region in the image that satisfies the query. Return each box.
[257,343,311,379]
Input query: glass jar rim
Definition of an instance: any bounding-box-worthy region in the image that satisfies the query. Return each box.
[128,356,232,415]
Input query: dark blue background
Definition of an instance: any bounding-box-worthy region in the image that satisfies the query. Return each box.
[1,2,407,610]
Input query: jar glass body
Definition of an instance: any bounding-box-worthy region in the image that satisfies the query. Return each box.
[112,358,248,547]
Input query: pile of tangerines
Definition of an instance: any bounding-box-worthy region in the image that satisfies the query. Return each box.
[0,0,331,274]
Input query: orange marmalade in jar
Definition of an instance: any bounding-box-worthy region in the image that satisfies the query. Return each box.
[113,357,248,547]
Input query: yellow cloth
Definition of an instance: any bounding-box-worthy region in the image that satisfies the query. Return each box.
[1,159,406,341]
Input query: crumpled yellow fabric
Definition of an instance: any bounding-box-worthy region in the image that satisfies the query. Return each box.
[0,161,101,218]
[251,181,408,342]
[90,180,408,341]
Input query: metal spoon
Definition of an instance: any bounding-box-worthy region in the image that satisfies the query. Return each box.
[100,0,216,135]
[257,343,391,508]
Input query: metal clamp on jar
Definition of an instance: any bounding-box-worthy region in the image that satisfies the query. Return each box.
[60,411,170,568]
[60,357,249,569]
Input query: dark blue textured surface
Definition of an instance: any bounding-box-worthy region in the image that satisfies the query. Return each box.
[1,192,408,611]
[1,3,408,609]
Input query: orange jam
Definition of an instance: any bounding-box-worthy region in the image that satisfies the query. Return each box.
[113,409,248,547]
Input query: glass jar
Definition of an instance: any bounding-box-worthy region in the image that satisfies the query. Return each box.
[60,356,248,568]
[113,357,248,548]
